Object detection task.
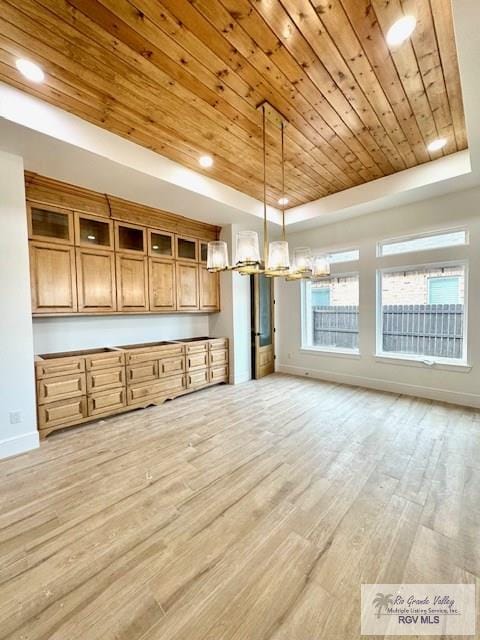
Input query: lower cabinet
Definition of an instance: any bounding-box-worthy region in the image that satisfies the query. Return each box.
[116,253,149,312]
[35,338,229,438]
[30,242,77,313]
[88,388,126,416]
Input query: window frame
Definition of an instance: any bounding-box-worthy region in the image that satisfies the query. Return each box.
[301,271,360,356]
[376,227,468,258]
[375,259,469,366]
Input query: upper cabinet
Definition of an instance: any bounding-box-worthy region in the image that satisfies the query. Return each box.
[30,242,77,314]
[28,203,74,245]
[199,241,208,264]
[114,221,146,255]
[176,235,198,262]
[26,175,221,316]
[148,229,174,259]
[75,213,113,250]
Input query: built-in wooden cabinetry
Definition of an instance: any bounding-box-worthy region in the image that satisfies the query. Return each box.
[26,173,221,316]
[35,337,229,438]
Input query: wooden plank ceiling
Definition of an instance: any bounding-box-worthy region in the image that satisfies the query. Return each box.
[0,0,467,208]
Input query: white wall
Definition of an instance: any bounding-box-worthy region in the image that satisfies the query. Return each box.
[0,151,39,458]
[277,185,480,408]
[33,314,210,354]
[209,224,252,384]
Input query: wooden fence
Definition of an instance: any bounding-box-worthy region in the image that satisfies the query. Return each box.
[313,304,464,358]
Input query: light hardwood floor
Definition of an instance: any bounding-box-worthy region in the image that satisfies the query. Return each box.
[0,374,479,640]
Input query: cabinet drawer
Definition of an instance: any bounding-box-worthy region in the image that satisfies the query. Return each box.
[88,388,126,416]
[38,396,87,429]
[209,338,228,351]
[125,344,184,365]
[127,374,186,404]
[210,365,229,384]
[159,355,185,378]
[187,369,209,389]
[187,352,209,371]
[85,351,125,371]
[35,357,84,379]
[209,349,228,367]
[87,366,125,393]
[185,341,209,354]
[37,373,86,405]
[127,361,159,383]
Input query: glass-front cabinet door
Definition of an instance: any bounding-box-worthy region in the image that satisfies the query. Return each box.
[148,229,174,258]
[199,241,208,264]
[27,203,74,245]
[75,213,113,250]
[114,221,146,254]
[175,235,198,262]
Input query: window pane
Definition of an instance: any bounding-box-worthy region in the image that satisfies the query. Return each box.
[327,249,359,263]
[304,275,359,350]
[379,230,466,256]
[380,265,465,360]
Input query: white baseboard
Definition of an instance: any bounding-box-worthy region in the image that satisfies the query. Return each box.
[0,430,39,460]
[277,363,480,409]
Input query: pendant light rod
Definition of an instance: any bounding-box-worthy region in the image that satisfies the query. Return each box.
[281,119,286,242]
[262,104,268,267]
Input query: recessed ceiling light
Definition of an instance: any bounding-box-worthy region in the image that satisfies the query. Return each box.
[199,155,213,168]
[386,15,416,47]
[427,138,447,152]
[15,58,45,83]
[278,197,289,206]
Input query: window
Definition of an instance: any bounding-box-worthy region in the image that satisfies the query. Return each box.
[302,274,359,352]
[327,248,359,263]
[428,277,460,304]
[378,264,466,361]
[378,230,467,257]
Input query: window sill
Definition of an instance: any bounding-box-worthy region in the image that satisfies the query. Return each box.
[375,352,471,372]
[300,347,361,360]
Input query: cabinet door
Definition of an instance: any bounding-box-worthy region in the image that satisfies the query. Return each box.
[148,230,174,258]
[175,262,199,310]
[175,235,198,262]
[77,248,116,312]
[28,203,74,245]
[149,258,176,311]
[199,266,220,311]
[75,213,113,250]
[114,222,146,255]
[30,242,77,313]
[116,253,149,311]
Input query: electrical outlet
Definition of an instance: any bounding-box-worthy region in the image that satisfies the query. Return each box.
[9,411,22,425]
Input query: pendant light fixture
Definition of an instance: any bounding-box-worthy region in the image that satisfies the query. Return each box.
[207,100,326,281]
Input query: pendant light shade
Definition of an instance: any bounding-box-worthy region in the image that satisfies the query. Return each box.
[290,246,312,278]
[265,240,290,276]
[207,240,229,272]
[235,230,261,273]
[312,254,330,279]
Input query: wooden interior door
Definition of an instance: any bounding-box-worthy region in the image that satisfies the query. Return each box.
[76,248,116,312]
[252,274,275,379]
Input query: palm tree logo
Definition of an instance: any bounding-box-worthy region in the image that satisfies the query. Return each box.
[373,593,394,618]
